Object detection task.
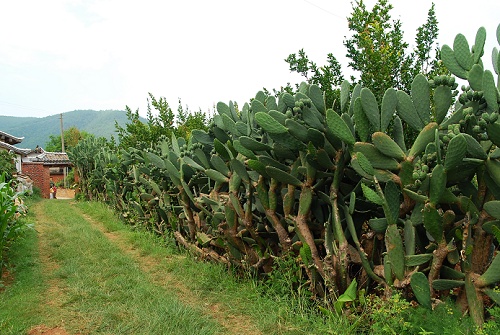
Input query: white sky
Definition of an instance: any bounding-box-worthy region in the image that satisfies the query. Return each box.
[0,0,498,118]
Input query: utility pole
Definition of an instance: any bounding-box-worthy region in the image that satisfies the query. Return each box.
[60,113,66,188]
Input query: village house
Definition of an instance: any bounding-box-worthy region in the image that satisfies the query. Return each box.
[0,130,31,173]
[0,130,73,198]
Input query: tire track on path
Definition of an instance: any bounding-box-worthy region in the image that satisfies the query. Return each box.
[73,204,263,335]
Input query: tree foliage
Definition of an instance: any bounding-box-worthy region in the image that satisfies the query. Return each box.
[45,126,91,152]
[285,0,445,104]
[115,94,209,150]
[344,0,443,97]
[284,49,344,108]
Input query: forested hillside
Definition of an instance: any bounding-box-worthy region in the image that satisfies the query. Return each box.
[0,110,143,149]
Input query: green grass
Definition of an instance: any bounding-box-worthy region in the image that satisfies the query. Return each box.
[0,200,45,334]
[76,201,492,334]
[1,199,494,334]
[40,200,223,334]
[76,201,352,334]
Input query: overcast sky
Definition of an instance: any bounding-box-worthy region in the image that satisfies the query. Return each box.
[0,0,498,118]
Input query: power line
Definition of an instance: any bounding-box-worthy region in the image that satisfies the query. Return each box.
[0,99,52,115]
[302,0,347,20]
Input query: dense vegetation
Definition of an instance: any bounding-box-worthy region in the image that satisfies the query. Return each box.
[0,151,16,182]
[68,19,500,330]
[0,172,28,268]
[44,126,91,152]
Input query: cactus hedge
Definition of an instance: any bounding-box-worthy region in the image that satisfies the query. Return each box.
[69,24,500,325]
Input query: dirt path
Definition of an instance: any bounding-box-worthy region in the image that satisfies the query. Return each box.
[29,202,73,335]
[77,210,262,335]
[28,200,262,335]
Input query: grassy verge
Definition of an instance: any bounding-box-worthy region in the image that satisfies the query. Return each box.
[76,201,353,334]
[1,198,490,334]
[77,201,489,335]
[38,199,224,334]
[0,198,45,334]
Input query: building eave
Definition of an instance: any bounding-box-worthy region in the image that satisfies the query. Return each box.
[0,141,31,155]
[0,130,24,145]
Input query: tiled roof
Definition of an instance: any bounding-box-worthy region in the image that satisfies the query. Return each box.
[0,130,24,145]
[32,151,72,165]
[0,141,32,155]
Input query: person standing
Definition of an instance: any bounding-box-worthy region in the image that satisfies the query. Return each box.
[50,177,57,199]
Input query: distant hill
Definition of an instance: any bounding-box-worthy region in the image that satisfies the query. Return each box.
[0,110,144,149]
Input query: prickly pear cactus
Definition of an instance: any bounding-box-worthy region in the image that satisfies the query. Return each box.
[69,23,500,326]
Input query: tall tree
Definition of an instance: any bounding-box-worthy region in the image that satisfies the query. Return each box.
[115,94,175,150]
[284,49,344,109]
[45,126,91,152]
[285,1,443,104]
[115,94,209,150]
[344,0,442,98]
